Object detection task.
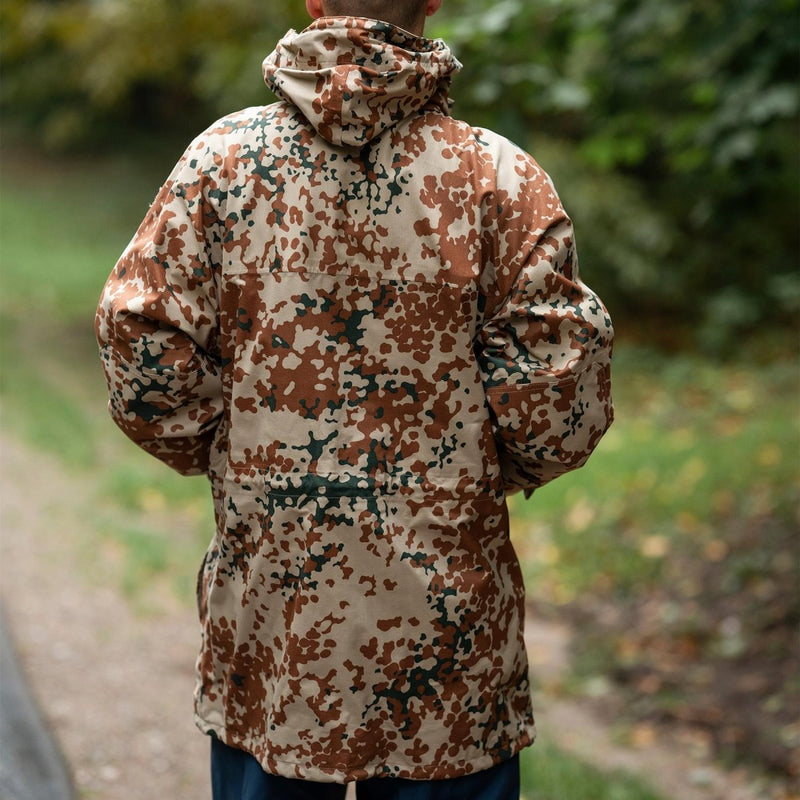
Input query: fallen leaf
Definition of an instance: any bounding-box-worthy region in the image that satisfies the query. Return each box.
[630,723,658,748]
[138,488,166,513]
[640,534,670,558]
[757,443,782,467]
[565,499,595,533]
[704,539,728,561]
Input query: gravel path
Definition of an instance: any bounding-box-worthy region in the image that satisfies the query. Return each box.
[0,436,209,799]
[0,433,768,800]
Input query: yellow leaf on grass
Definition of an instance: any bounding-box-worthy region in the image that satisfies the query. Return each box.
[668,427,694,450]
[138,487,166,513]
[678,456,707,489]
[552,582,576,605]
[509,514,526,543]
[757,443,781,467]
[632,466,658,491]
[728,386,755,411]
[640,534,670,558]
[676,511,699,533]
[565,499,595,533]
[537,543,561,566]
[704,540,728,561]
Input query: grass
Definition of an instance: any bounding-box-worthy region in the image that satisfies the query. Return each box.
[5,145,796,797]
[508,346,798,783]
[0,146,219,607]
[521,742,664,800]
[509,347,799,602]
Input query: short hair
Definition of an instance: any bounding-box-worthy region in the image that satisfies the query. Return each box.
[323,1,429,32]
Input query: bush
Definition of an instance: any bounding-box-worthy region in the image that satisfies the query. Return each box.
[2,0,798,350]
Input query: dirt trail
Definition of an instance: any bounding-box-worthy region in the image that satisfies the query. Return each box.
[525,618,763,800]
[0,435,210,799]
[0,433,766,799]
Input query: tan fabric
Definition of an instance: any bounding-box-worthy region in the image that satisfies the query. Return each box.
[96,16,613,783]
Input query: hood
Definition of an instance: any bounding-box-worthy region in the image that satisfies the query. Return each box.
[263,16,461,148]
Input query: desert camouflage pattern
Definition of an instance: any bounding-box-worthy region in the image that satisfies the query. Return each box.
[95,16,613,783]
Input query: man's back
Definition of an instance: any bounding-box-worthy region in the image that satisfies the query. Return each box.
[96,14,613,785]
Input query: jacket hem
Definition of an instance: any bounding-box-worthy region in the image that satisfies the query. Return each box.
[194,714,536,784]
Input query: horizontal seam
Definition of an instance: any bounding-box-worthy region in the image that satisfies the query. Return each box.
[201,720,532,776]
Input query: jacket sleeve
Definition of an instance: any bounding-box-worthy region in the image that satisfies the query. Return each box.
[475,152,614,496]
[95,144,223,476]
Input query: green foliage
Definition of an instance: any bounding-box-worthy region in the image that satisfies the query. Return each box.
[0,0,305,148]
[2,0,797,348]
[433,0,800,349]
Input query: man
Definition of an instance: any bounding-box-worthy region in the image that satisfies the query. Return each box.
[95,0,614,797]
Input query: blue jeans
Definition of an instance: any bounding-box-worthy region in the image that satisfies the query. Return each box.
[210,737,520,800]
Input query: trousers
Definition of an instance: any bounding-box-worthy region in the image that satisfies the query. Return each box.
[210,737,521,800]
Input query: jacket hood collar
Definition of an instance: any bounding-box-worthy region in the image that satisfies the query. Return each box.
[263,17,461,148]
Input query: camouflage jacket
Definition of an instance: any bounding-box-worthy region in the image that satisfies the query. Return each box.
[96,16,613,784]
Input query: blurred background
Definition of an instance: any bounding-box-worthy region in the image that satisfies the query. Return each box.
[0,0,797,798]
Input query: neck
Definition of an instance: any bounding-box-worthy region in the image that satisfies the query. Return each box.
[318,3,426,35]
